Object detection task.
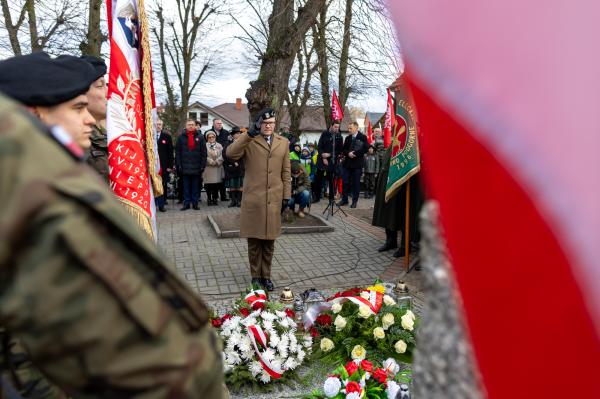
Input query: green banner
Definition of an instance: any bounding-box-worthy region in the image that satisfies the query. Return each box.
[385,89,420,202]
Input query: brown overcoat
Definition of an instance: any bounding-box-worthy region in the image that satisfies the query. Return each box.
[226,132,291,240]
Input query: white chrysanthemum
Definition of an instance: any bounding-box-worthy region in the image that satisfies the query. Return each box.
[276,310,287,318]
[279,317,290,328]
[323,376,342,398]
[259,370,271,383]
[220,328,232,338]
[226,351,241,365]
[242,317,257,327]
[238,336,252,353]
[286,316,296,326]
[240,349,254,361]
[297,348,305,362]
[225,340,236,353]
[249,361,262,377]
[269,332,280,348]
[303,334,313,348]
[263,348,276,362]
[278,346,289,359]
[288,342,298,354]
[271,359,283,372]
[262,319,274,331]
[346,392,360,399]
[230,332,242,347]
[260,311,277,321]
[284,357,298,370]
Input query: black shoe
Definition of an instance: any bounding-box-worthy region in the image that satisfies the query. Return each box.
[393,247,407,258]
[251,277,263,289]
[158,206,166,212]
[221,197,228,202]
[180,205,190,211]
[236,201,241,208]
[378,241,397,252]
[228,200,236,208]
[262,278,275,292]
[350,202,357,208]
[336,200,349,206]
[193,204,199,210]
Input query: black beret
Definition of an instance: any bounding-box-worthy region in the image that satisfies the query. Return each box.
[80,55,107,81]
[231,126,241,134]
[0,52,98,106]
[258,107,276,120]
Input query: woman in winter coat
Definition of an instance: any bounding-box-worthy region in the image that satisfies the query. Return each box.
[203,131,224,205]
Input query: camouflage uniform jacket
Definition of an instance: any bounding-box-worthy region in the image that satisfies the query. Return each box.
[0,96,226,399]
[85,125,109,182]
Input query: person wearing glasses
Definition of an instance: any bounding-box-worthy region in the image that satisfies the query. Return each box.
[226,108,291,291]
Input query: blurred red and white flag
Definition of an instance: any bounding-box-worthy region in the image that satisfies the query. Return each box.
[106,0,161,240]
[388,0,600,396]
[331,89,344,121]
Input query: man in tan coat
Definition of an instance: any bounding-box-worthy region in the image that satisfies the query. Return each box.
[226,108,291,291]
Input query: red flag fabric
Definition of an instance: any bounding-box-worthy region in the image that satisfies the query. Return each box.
[367,120,373,144]
[106,0,159,239]
[389,0,600,397]
[331,90,344,121]
[383,88,394,148]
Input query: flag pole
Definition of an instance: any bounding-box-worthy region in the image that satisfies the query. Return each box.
[404,179,411,271]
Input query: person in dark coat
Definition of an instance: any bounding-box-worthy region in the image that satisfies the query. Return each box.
[223,127,245,207]
[175,118,207,210]
[313,121,343,203]
[372,146,425,257]
[205,119,231,202]
[155,119,174,212]
[339,121,369,208]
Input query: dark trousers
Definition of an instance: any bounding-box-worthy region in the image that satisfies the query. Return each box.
[219,182,227,201]
[314,169,334,201]
[155,171,170,208]
[182,175,200,206]
[247,238,275,278]
[342,167,362,203]
[363,172,377,194]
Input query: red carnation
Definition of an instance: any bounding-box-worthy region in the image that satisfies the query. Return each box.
[211,318,222,328]
[253,302,265,310]
[222,313,233,321]
[345,361,359,376]
[360,359,373,372]
[285,308,295,318]
[316,314,332,326]
[345,381,361,394]
[373,368,387,384]
[239,308,250,317]
[310,327,319,337]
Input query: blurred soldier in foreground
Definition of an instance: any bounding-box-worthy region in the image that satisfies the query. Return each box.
[0,53,226,398]
[81,55,109,181]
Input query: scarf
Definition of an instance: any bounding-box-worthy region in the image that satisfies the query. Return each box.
[186,129,196,150]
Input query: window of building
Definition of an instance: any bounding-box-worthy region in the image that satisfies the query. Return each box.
[189,111,198,121]
[200,112,209,126]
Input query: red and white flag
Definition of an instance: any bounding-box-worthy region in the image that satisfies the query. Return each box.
[331,89,344,122]
[389,0,600,396]
[106,0,161,240]
[365,116,374,144]
[383,88,394,148]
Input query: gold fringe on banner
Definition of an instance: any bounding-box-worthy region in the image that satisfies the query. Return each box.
[118,198,155,239]
[138,0,163,198]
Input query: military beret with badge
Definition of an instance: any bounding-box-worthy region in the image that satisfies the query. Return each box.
[0,52,98,107]
[248,107,276,138]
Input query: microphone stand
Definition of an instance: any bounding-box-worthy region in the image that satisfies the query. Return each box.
[323,129,347,220]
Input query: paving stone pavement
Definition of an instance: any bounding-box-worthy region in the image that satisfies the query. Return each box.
[157,194,423,313]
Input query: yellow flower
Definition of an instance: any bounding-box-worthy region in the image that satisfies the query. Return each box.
[373,327,386,340]
[320,338,335,352]
[367,284,385,294]
[358,305,372,319]
[351,345,366,361]
[394,340,407,354]
[382,313,395,330]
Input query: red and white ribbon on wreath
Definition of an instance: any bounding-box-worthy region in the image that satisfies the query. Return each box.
[304,289,384,328]
[246,324,285,379]
[244,289,267,310]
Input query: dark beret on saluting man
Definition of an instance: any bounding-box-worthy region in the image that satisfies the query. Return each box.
[0,52,98,106]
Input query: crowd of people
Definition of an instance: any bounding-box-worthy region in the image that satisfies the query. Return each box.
[156,118,390,215]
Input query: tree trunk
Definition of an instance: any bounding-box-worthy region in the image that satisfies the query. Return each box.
[313,1,332,126]
[26,0,40,52]
[81,0,104,56]
[0,0,26,55]
[337,0,353,110]
[245,0,325,126]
